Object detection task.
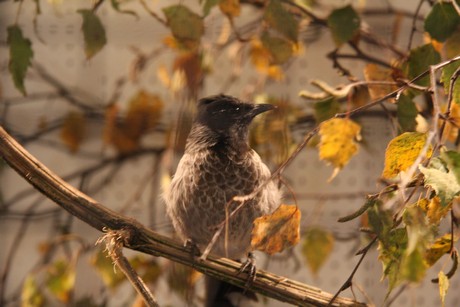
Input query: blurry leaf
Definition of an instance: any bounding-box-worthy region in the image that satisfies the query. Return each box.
[327,5,360,46]
[397,94,418,132]
[202,0,220,16]
[442,150,460,182]
[45,259,76,303]
[426,234,456,266]
[219,0,240,17]
[350,85,370,107]
[78,10,107,59]
[130,255,162,284]
[264,0,299,42]
[401,249,427,283]
[173,52,203,94]
[251,204,301,255]
[318,118,361,179]
[260,32,294,65]
[420,151,460,206]
[7,25,33,96]
[441,60,460,105]
[313,96,340,123]
[438,270,450,307]
[424,2,460,42]
[104,91,163,154]
[163,5,204,50]
[363,63,397,101]
[166,262,201,300]
[91,249,126,289]
[249,39,284,80]
[417,197,452,225]
[445,27,460,58]
[22,274,46,307]
[404,44,441,86]
[110,0,138,18]
[441,103,460,142]
[302,227,334,275]
[367,200,393,240]
[60,112,86,153]
[378,228,407,292]
[382,132,430,179]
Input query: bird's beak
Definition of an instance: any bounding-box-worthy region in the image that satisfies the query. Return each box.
[250,104,276,118]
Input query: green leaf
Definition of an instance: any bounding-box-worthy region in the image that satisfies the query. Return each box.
[397,94,418,132]
[378,228,408,292]
[111,0,138,18]
[260,31,294,65]
[327,5,360,46]
[78,9,107,59]
[438,270,450,307]
[424,2,460,42]
[420,154,460,207]
[302,227,334,275]
[404,44,441,87]
[401,249,428,283]
[163,5,204,50]
[441,61,460,104]
[7,25,34,96]
[367,200,393,241]
[264,0,299,42]
[201,0,220,16]
[313,96,340,123]
[445,27,460,59]
[442,150,460,182]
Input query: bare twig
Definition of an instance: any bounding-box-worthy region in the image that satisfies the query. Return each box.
[97,229,159,307]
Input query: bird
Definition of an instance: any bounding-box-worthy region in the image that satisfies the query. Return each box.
[163,94,281,306]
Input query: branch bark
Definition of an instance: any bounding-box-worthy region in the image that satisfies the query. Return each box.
[0,125,367,307]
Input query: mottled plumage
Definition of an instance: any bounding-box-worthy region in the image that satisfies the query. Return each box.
[164,94,281,259]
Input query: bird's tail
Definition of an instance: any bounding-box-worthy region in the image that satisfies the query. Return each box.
[204,276,257,307]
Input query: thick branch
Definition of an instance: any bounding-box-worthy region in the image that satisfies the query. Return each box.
[0,125,366,307]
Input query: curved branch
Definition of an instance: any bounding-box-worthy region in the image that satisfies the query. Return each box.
[0,126,366,307]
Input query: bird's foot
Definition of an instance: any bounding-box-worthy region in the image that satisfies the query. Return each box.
[238,252,257,288]
[184,239,201,258]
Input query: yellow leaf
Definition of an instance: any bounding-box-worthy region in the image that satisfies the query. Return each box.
[417,197,452,225]
[60,111,86,153]
[22,274,46,307]
[249,39,285,80]
[219,0,240,17]
[363,63,398,101]
[302,227,334,275]
[425,234,457,266]
[442,103,460,143]
[438,270,449,307]
[318,118,361,179]
[251,204,301,255]
[382,132,431,179]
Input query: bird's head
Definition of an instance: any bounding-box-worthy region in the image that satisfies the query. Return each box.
[195,94,275,138]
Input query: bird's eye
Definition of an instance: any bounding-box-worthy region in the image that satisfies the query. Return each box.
[235,107,240,111]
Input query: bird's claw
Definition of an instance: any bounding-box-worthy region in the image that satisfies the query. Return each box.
[184,239,201,258]
[238,252,257,288]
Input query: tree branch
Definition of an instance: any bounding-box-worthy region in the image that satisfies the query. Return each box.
[0,125,367,307]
